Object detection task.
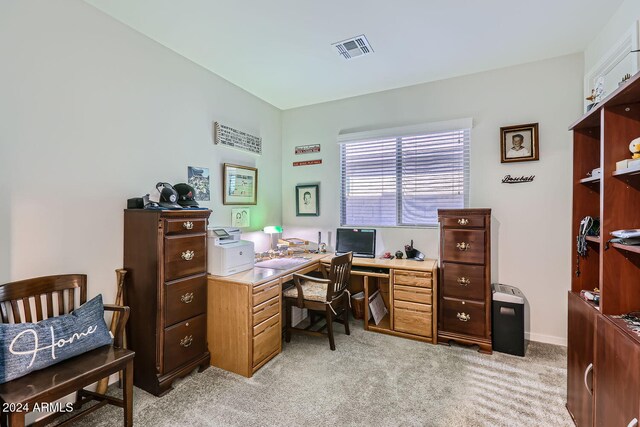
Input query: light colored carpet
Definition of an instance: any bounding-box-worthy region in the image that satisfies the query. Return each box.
[70,321,572,426]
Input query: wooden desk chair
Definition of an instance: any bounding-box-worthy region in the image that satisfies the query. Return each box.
[0,274,134,427]
[283,252,353,350]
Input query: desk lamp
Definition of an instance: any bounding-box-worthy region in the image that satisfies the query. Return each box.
[263,225,283,253]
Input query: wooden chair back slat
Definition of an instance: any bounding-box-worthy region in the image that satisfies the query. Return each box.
[327,252,353,301]
[34,295,44,321]
[0,275,87,324]
[22,297,32,322]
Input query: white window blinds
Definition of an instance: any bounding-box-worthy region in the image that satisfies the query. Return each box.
[339,120,470,227]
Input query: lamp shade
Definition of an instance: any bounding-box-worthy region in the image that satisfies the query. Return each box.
[263,225,283,234]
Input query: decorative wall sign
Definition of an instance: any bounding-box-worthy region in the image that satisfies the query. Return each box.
[214,122,262,155]
[502,175,535,184]
[223,163,258,205]
[500,123,539,163]
[293,159,322,167]
[187,166,210,201]
[295,144,321,155]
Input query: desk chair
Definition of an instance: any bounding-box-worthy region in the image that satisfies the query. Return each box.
[283,252,353,350]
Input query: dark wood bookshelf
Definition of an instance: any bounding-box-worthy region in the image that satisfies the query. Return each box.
[579,175,600,184]
[585,235,601,243]
[612,164,640,178]
[611,242,640,254]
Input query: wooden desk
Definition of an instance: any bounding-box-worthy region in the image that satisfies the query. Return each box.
[207,254,438,377]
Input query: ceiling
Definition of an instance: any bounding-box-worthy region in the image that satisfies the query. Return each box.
[84,0,623,110]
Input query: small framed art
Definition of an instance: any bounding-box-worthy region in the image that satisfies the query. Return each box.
[295,184,319,216]
[500,123,539,163]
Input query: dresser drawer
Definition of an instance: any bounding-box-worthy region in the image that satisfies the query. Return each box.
[393,270,432,288]
[442,229,485,264]
[441,262,485,301]
[163,314,206,374]
[441,216,485,229]
[165,275,206,326]
[394,300,432,337]
[441,298,485,337]
[164,235,207,281]
[253,314,280,366]
[253,279,280,307]
[253,296,279,326]
[394,284,432,304]
[164,218,207,235]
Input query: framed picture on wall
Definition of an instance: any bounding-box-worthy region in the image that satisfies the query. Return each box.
[231,208,250,227]
[223,163,258,205]
[500,123,539,163]
[295,184,319,216]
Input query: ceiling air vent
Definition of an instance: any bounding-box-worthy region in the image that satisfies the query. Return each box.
[332,35,374,60]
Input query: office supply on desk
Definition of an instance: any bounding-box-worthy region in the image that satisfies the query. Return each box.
[283,252,353,350]
[264,225,283,252]
[208,227,255,276]
[255,256,310,270]
[335,228,376,258]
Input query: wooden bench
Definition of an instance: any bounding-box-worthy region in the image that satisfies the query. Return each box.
[0,275,135,427]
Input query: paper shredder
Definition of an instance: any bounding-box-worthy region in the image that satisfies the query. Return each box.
[491,283,525,356]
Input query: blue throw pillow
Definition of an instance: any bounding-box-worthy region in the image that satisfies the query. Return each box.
[0,294,113,384]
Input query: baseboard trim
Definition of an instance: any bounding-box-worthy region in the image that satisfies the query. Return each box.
[525,332,566,347]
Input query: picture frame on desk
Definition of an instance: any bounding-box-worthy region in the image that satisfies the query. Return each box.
[223,163,258,205]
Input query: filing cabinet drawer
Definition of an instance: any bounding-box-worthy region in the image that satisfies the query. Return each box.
[393,270,432,288]
[253,279,280,307]
[164,235,207,281]
[442,229,485,264]
[394,300,432,337]
[441,262,485,301]
[253,296,279,326]
[253,314,280,365]
[394,284,432,304]
[441,298,485,337]
[164,218,207,235]
[441,216,485,229]
[165,274,207,326]
[163,314,206,374]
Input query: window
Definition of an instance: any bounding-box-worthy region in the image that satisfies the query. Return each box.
[339,120,470,227]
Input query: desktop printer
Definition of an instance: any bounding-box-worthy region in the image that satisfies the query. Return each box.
[208,227,255,276]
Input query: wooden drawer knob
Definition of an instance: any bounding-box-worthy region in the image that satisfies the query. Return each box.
[456,242,470,251]
[181,250,195,261]
[456,312,470,322]
[457,218,469,225]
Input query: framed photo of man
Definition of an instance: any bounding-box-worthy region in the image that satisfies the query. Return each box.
[500,123,539,163]
[295,184,319,216]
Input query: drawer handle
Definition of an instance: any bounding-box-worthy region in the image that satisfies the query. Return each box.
[456,242,470,251]
[457,277,470,286]
[180,335,193,348]
[457,312,470,322]
[180,292,194,304]
[181,250,195,261]
[584,363,593,396]
[628,418,638,427]
[457,218,469,225]
[183,221,194,230]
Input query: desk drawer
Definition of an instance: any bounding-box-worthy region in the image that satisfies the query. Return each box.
[253,280,280,307]
[164,235,207,281]
[163,314,206,374]
[253,314,280,366]
[441,262,485,301]
[441,298,485,337]
[393,270,432,288]
[164,218,207,235]
[253,296,279,326]
[394,300,432,337]
[441,216,485,229]
[442,230,485,264]
[394,284,432,304]
[165,275,206,326]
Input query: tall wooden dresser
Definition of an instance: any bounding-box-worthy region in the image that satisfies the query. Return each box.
[437,208,492,353]
[123,209,211,396]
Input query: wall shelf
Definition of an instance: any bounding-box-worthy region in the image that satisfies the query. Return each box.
[585,235,601,243]
[611,242,640,254]
[580,176,601,185]
[612,164,640,178]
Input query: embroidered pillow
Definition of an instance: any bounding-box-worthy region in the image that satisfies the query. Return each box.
[0,294,112,384]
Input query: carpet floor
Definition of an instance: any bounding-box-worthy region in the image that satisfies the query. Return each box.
[75,321,573,426]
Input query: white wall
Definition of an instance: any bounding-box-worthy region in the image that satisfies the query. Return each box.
[0,0,281,294]
[585,0,640,73]
[281,54,584,345]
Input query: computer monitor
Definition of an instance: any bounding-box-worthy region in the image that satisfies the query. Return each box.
[335,228,376,258]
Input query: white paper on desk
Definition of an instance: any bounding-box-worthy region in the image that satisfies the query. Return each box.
[369,291,388,325]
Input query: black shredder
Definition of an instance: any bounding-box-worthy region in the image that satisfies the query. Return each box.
[491,283,525,356]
